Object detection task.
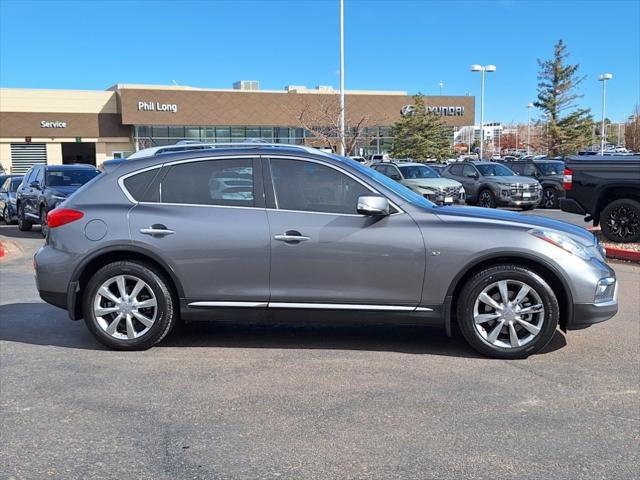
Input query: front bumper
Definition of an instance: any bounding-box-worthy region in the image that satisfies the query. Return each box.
[568,301,618,329]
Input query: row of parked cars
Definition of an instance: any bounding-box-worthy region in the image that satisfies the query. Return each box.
[0,164,101,236]
[366,157,564,210]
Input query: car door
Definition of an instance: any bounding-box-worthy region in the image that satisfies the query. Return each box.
[23,166,42,219]
[126,156,270,304]
[264,156,425,307]
[460,164,480,200]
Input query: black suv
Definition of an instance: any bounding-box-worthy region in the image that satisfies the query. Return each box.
[17,164,100,236]
[504,159,564,209]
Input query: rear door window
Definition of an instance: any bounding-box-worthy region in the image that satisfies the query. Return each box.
[122,168,161,202]
[462,165,477,177]
[448,164,463,176]
[160,159,255,207]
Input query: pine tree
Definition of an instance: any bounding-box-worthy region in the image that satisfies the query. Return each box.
[391,94,452,160]
[534,40,593,156]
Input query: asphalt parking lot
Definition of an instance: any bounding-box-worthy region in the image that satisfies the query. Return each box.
[1,209,638,480]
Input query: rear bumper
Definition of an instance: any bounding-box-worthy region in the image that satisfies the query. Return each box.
[560,198,586,215]
[38,290,67,310]
[568,301,618,329]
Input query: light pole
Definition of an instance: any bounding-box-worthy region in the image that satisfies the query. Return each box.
[598,73,613,154]
[471,64,496,160]
[439,80,444,96]
[338,0,346,156]
[526,103,534,155]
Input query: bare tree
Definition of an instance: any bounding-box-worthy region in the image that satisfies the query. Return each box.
[288,96,380,155]
[625,104,640,152]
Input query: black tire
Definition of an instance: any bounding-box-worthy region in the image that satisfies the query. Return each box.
[457,264,560,359]
[600,198,640,243]
[40,206,48,238]
[17,204,32,231]
[83,261,177,350]
[1,206,8,224]
[542,187,559,209]
[478,189,496,208]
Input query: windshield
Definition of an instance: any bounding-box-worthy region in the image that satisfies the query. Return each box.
[46,169,100,187]
[536,161,564,175]
[399,165,439,179]
[476,163,516,176]
[333,155,435,209]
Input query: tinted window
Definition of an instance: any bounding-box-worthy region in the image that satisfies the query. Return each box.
[476,164,515,176]
[523,164,538,176]
[123,168,161,202]
[160,159,254,207]
[449,164,463,176]
[10,177,23,191]
[399,165,439,179]
[509,163,525,175]
[46,168,100,187]
[536,161,564,175]
[1,178,9,191]
[462,165,477,176]
[270,159,370,214]
[34,167,44,184]
[373,165,389,175]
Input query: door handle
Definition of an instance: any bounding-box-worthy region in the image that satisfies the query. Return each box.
[274,230,310,243]
[140,224,175,237]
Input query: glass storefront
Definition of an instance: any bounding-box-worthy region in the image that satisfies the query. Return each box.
[134,125,394,156]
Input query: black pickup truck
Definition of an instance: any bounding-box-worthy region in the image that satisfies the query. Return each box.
[560,155,640,243]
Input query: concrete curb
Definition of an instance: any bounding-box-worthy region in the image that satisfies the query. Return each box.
[588,227,640,263]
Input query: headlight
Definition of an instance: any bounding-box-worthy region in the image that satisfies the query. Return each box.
[51,195,67,201]
[529,229,592,260]
[498,182,517,187]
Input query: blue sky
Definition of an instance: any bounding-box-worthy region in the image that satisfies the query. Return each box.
[0,0,638,124]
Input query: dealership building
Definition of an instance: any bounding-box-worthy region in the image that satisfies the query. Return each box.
[0,82,474,174]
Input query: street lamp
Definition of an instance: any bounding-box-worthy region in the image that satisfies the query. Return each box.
[338,0,345,156]
[471,64,496,160]
[598,73,613,154]
[526,103,534,155]
[439,80,444,96]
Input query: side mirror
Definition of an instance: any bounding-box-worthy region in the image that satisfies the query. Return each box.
[465,172,478,179]
[357,195,390,216]
[389,174,401,181]
[30,181,41,189]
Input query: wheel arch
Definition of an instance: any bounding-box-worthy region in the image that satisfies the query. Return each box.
[446,252,574,331]
[594,187,640,224]
[69,245,184,320]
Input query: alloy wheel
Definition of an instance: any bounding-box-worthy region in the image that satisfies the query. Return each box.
[606,205,639,241]
[93,275,158,340]
[479,191,494,208]
[542,189,556,208]
[40,209,48,237]
[473,279,545,349]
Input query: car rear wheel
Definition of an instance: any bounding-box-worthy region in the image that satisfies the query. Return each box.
[17,204,32,231]
[542,187,559,209]
[83,261,176,350]
[478,189,496,208]
[1,206,8,223]
[457,264,560,359]
[601,198,640,243]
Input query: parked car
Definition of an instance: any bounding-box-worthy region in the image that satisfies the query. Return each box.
[560,155,640,243]
[16,164,101,236]
[348,156,367,165]
[370,161,465,205]
[427,164,448,176]
[33,142,617,359]
[368,153,390,162]
[505,158,565,209]
[0,175,24,224]
[442,161,541,210]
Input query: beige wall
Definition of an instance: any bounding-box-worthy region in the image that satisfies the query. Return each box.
[96,141,135,163]
[46,143,62,165]
[0,88,118,114]
[0,143,10,173]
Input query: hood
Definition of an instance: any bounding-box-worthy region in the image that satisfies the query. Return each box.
[434,205,595,246]
[48,186,80,197]
[487,175,539,185]
[403,177,462,190]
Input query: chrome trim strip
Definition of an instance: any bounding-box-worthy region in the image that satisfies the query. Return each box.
[415,307,435,312]
[268,302,418,311]
[188,301,268,308]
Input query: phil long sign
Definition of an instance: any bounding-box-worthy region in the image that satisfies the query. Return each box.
[137,101,178,113]
[401,105,465,116]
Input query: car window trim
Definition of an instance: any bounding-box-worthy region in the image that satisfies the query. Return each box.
[262,155,404,216]
[118,155,263,208]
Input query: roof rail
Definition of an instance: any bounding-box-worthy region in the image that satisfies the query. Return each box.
[127,141,335,160]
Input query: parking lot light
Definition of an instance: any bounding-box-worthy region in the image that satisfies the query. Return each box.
[527,103,534,155]
[598,73,613,154]
[470,64,496,160]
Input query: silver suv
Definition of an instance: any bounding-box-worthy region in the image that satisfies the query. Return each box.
[35,143,617,358]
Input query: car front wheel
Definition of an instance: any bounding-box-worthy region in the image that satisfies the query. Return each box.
[40,206,48,237]
[478,189,496,208]
[457,264,560,359]
[17,204,32,231]
[83,261,177,350]
[542,187,559,209]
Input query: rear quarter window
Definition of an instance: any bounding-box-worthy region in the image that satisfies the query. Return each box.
[122,168,161,202]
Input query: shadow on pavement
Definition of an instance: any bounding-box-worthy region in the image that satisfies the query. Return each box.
[0,224,44,240]
[0,302,567,358]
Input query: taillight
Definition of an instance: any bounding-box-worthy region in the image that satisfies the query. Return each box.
[563,168,573,190]
[47,208,84,228]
